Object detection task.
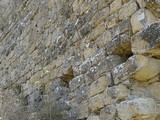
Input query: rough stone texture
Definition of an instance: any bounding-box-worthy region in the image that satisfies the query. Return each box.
[112,55,160,84]
[0,0,160,120]
[87,115,101,120]
[131,22,160,58]
[131,8,157,34]
[116,98,159,120]
[100,104,116,120]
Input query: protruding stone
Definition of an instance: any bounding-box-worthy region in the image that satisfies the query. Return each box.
[131,9,157,34]
[112,55,160,84]
[116,98,159,120]
[131,22,160,58]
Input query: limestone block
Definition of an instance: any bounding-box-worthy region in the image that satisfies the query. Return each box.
[52,86,70,100]
[131,9,157,34]
[89,93,104,112]
[110,0,122,14]
[131,22,160,58]
[87,22,106,41]
[116,98,159,120]
[103,84,128,105]
[73,85,88,103]
[100,104,116,120]
[73,58,92,76]
[119,1,138,20]
[143,0,160,18]
[69,74,85,91]
[79,23,92,38]
[95,55,125,77]
[78,100,89,119]
[89,76,108,97]
[85,66,98,85]
[90,7,109,28]
[147,82,160,100]
[98,0,113,10]
[90,48,105,66]
[137,0,147,8]
[106,12,119,29]
[72,0,84,12]
[96,30,112,48]
[87,115,101,120]
[112,55,160,84]
[105,32,131,55]
[110,18,131,39]
[84,42,98,59]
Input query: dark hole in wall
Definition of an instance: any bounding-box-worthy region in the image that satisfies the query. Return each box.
[61,67,74,87]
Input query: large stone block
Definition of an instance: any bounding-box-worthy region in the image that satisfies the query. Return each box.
[95,55,125,77]
[116,98,159,120]
[131,22,160,58]
[147,82,160,100]
[105,32,131,55]
[119,1,138,20]
[89,76,108,97]
[103,84,128,105]
[112,55,160,84]
[89,93,104,112]
[72,85,88,103]
[110,0,122,14]
[110,18,131,38]
[77,100,89,119]
[73,58,92,76]
[69,74,85,92]
[87,115,101,120]
[131,9,157,34]
[100,104,116,120]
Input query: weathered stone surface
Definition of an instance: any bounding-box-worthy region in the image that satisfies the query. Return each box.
[131,22,160,57]
[89,93,104,112]
[116,98,159,120]
[89,76,108,97]
[1,0,160,119]
[87,115,101,120]
[105,32,131,55]
[110,18,131,38]
[137,0,147,8]
[110,0,122,14]
[131,9,157,34]
[69,74,85,91]
[119,1,138,20]
[147,82,160,100]
[72,85,88,103]
[103,84,128,105]
[100,104,116,120]
[77,100,89,119]
[95,55,125,77]
[113,55,160,84]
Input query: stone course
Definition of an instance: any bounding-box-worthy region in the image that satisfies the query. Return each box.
[0,0,160,120]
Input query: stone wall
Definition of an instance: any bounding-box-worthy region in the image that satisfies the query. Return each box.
[0,0,160,120]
